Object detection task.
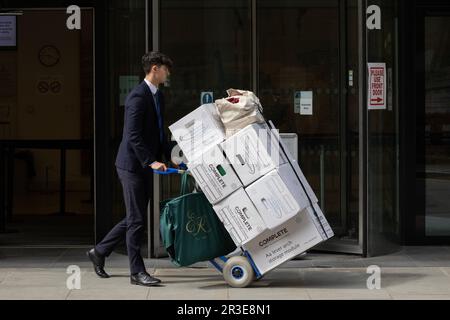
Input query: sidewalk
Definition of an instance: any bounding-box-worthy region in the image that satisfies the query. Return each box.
[1,246,450,300]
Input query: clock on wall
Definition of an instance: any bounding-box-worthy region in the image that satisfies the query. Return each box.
[38,45,61,67]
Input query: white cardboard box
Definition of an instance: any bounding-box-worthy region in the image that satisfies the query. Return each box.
[245,163,310,230]
[169,104,225,161]
[269,121,319,204]
[290,159,319,204]
[189,145,242,205]
[303,203,335,241]
[221,123,288,187]
[243,203,334,276]
[213,188,267,247]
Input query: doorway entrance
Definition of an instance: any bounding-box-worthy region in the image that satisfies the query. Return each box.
[256,0,362,254]
[413,9,450,243]
[0,8,95,247]
[152,0,363,254]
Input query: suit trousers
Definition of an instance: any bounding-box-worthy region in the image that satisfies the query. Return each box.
[95,167,153,275]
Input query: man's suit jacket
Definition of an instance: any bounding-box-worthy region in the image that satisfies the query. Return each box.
[115,81,172,173]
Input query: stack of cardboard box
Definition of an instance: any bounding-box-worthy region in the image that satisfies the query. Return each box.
[169,104,334,276]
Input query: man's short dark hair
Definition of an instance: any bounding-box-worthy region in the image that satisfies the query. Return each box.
[142,52,173,75]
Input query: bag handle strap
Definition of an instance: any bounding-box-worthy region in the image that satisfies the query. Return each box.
[179,172,195,196]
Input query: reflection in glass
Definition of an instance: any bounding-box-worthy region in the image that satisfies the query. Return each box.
[424,17,450,236]
[160,0,252,199]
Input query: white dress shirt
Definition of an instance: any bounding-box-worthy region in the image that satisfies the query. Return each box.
[144,78,158,95]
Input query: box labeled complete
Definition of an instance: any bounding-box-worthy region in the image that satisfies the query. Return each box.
[244,204,334,275]
[213,188,267,247]
[189,145,242,205]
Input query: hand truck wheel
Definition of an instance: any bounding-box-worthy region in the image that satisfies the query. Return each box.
[223,256,255,288]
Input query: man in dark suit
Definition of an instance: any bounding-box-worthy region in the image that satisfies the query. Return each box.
[87,52,175,287]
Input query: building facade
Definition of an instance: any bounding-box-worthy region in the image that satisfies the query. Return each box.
[0,0,449,257]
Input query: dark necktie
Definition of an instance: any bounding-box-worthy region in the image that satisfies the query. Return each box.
[153,92,164,144]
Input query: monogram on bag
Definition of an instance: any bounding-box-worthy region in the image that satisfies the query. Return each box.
[185,210,212,239]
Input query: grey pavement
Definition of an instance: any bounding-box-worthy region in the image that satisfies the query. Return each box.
[1,246,450,300]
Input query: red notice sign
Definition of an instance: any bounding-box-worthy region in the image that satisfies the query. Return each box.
[368,63,386,110]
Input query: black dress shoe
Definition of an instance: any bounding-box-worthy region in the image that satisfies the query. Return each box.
[131,272,161,287]
[87,248,110,279]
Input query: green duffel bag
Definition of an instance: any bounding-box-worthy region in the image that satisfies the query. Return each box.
[160,172,237,267]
